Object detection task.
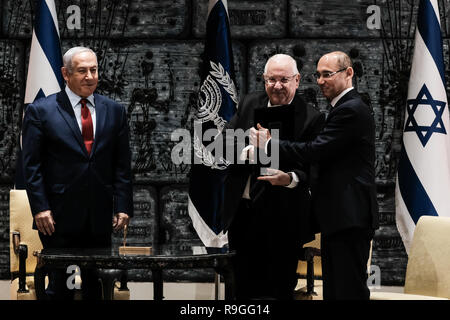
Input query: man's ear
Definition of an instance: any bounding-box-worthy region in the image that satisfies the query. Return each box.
[61,67,68,81]
[346,67,354,79]
[295,73,301,87]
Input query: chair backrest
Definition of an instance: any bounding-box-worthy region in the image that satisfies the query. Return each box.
[404,216,450,298]
[9,189,43,274]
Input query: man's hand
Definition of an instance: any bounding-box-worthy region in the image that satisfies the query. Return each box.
[257,168,291,186]
[250,123,271,149]
[35,210,56,236]
[113,212,130,231]
[239,145,256,163]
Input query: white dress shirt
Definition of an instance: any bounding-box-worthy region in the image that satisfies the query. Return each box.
[65,86,96,138]
[331,87,354,107]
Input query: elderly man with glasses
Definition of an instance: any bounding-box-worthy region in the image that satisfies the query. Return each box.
[255,51,379,300]
[221,54,325,299]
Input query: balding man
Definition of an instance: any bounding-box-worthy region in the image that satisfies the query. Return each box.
[221,54,325,299]
[257,51,379,300]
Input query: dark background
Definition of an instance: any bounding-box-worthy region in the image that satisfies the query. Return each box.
[1,0,449,285]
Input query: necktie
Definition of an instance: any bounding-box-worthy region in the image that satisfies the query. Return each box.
[80,99,94,155]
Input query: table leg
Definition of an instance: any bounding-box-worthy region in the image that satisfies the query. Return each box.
[34,266,48,300]
[96,269,124,300]
[152,269,163,300]
[216,266,236,300]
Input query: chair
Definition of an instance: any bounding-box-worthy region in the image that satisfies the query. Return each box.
[9,189,130,300]
[295,233,374,300]
[10,189,44,299]
[295,233,322,300]
[370,216,450,300]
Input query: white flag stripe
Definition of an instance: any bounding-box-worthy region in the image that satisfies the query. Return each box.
[395,177,415,251]
[208,0,229,17]
[188,196,228,248]
[407,34,446,101]
[24,31,61,103]
[430,0,440,21]
[45,0,60,36]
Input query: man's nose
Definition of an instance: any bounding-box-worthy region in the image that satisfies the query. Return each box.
[273,81,283,89]
[85,71,93,79]
[317,77,325,85]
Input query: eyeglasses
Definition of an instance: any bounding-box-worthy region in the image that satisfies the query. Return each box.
[263,74,298,86]
[313,68,347,80]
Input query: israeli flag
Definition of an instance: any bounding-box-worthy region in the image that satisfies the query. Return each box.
[24,0,64,103]
[396,0,450,254]
[188,0,238,248]
[15,0,63,188]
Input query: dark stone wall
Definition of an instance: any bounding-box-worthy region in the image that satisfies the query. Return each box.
[1,0,449,285]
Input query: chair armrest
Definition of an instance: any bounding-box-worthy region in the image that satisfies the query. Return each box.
[12,231,20,254]
[17,243,28,293]
[11,231,29,292]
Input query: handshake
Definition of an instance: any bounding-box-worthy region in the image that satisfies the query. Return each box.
[240,123,271,163]
[240,124,295,187]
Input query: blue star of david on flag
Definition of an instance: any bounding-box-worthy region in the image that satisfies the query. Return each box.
[404,84,447,147]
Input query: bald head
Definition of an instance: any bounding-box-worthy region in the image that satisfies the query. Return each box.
[320,51,353,70]
[316,51,354,100]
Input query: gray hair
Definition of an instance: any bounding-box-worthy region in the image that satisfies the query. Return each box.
[63,47,97,74]
[263,54,299,75]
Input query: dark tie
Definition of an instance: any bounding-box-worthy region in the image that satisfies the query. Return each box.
[80,99,94,155]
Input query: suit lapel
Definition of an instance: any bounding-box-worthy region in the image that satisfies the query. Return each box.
[250,94,268,129]
[292,94,307,139]
[56,91,87,154]
[91,94,107,156]
[328,89,359,119]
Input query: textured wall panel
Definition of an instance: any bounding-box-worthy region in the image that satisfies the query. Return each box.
[0,187,9,279]
[159,185,199,244]
[112,185,157,247]
[2,0,190,38]
[290,0,381,38]
[158,185,214,282]
[372,187,407,285]
[192,0,287,39]
[113,185,158,281]
[60,40,245,184]
[2,0,32,38]
[0,40,24,184]
[246,39,384,133]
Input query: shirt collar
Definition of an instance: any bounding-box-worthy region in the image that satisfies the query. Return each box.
[267,96,295,107]
[330,87,354,107]
[65,86,95,107]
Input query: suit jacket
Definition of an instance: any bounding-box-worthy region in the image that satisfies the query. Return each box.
[276,89,379,236]
[222,91,325,245]
[22,90,133,236]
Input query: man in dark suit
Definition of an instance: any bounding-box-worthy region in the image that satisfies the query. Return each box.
[222,54,325,299]
[22,47,133,300]
[257,51,379,300]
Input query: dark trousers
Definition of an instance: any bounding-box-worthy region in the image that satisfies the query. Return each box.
[228,199,299,300]
[39,229,111,300]
[320,228,374,300]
